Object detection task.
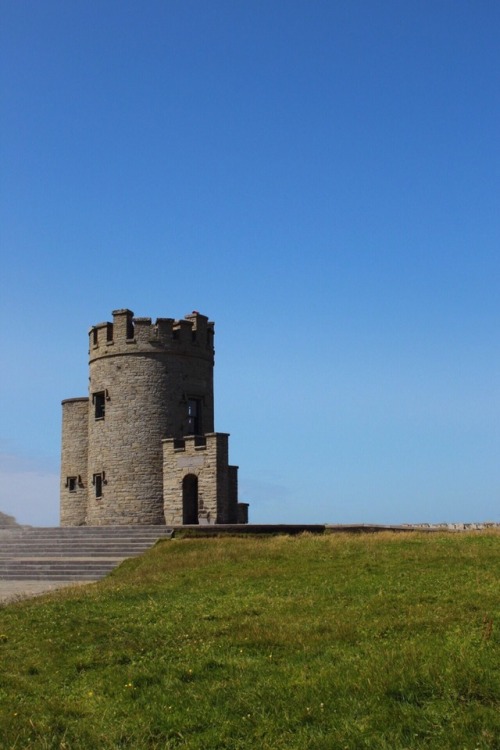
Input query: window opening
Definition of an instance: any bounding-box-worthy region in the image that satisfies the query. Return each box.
[186,398,201,435]
[93,473,103,498]
[67,476,77,492]
[93,391,106,419]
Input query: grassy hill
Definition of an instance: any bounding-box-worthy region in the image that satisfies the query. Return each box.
[0,532,499,749]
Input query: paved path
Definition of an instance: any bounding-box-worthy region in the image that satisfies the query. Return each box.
[0,580,88,605]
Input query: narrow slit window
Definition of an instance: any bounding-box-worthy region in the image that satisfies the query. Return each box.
[93,391,106,419]
[67,476,77,492]
[186,398,201,435]
[93,473,103,498]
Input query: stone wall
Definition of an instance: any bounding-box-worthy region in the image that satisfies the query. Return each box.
[60,308,248,526]
[403,522,500,530]
[162,433,238,524]
[0,511,21,527]
[85,310,215,525]
[60,398,88,526]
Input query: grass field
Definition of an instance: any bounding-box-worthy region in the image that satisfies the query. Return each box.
[0,531,499,749]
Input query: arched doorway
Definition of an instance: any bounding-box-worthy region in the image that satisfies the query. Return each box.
[182,474,199,524]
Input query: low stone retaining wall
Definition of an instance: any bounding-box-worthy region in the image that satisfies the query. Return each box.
[401,522,500,531]
[327,523,499,532]
[175,523,500,535]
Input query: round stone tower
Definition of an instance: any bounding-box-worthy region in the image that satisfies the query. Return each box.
[60,397,89,526]
[85,309,214,524]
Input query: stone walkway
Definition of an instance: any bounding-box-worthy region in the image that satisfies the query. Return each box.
[0,580,88,606]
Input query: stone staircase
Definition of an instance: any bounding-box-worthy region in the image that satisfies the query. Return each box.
[0,526,174,582]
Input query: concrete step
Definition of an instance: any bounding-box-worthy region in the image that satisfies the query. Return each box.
[0,541,172,547]
[0,526,174,534]
[0,569,120,581]
[0,526,174,582]
[0,542,168,559]
[0,536,172,542]
[0,529,174,539]
[0,556,144,561]
[0,560,120,575]
[0,572,110,581]
[0,552,156,559]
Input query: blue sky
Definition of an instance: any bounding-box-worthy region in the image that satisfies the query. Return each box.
[1,0,499,525]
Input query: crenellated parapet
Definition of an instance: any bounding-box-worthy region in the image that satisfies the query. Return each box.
[89,309,215,362]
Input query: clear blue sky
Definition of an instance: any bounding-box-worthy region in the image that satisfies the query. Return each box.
[1,0,499,525]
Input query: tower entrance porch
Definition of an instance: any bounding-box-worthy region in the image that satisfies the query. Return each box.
[182,474,199,524]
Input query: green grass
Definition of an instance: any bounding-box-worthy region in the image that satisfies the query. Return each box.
[0,532,499,749]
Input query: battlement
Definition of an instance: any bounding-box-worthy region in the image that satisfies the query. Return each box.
[163,433,230,454]
[89,309,215,359]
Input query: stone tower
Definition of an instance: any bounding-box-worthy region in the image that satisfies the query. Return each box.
[60,309,248,526]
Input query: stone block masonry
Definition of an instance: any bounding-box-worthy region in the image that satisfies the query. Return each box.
[60,398,88,525]
[60,309,248,526]
[162,433,241,524]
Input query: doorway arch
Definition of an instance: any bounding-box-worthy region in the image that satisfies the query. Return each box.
[182,474,199,524]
